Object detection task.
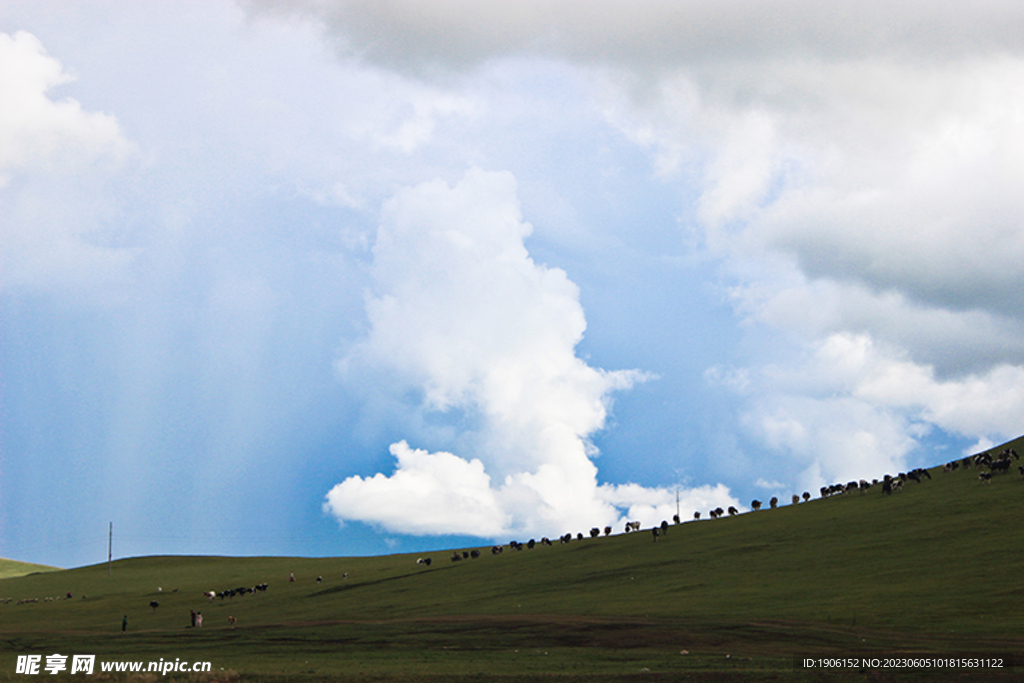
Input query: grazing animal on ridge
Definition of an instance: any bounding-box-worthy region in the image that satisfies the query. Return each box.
[990,459,1012,474]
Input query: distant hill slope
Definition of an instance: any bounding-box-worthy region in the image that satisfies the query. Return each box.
[0,557,60,579]
[0,437,1021,681]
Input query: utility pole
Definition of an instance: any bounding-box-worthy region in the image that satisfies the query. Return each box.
[676,489,680,521]
[107,522,112,577]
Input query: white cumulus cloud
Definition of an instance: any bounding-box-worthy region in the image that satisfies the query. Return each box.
[0,30,136,294]
[325,441,507,536]
[0,30,130,184]
[325,168,738,537]
[712,331,1024,489]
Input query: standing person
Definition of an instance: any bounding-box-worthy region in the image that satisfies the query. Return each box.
[289,572,294,582]
[196,612,203,628]
[122,615,127,632]
[190,609,196,627]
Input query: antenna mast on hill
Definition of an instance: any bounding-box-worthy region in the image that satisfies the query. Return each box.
[107,522,112,577]
[675,489,679,521]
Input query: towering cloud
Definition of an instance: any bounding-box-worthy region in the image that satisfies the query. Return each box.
[325,168,738,536]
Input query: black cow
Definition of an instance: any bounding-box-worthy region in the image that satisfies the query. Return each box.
[990,459,1011,474]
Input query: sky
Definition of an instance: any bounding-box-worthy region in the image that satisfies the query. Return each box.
[2,1,1023,568]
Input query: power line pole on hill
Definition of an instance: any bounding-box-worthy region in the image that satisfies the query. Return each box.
[107,522,112,577]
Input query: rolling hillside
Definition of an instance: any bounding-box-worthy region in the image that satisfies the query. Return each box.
[0,558,59,580]
[2,438,1023,681]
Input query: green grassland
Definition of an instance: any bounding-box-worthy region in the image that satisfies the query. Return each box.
[0,560,59,581]
[2,439,1023,681]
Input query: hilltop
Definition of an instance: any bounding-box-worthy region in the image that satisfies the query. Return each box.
[0,558,60,580]
[1,438,1023,681]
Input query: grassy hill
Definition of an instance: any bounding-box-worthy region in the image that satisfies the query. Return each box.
[2,438,1023,681]
[0,558,60,580]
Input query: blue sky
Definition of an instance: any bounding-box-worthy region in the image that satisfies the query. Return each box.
[2,0,1023,568]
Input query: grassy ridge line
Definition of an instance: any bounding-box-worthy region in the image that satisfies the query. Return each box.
[1,442,1022,680]
[1,453,1022,637]
[0,558,60,580]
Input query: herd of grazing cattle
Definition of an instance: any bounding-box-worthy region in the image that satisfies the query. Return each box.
[5,448,1020,610]
[410,447,1022,566]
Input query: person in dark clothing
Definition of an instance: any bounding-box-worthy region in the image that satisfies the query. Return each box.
[122,615,127,632]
